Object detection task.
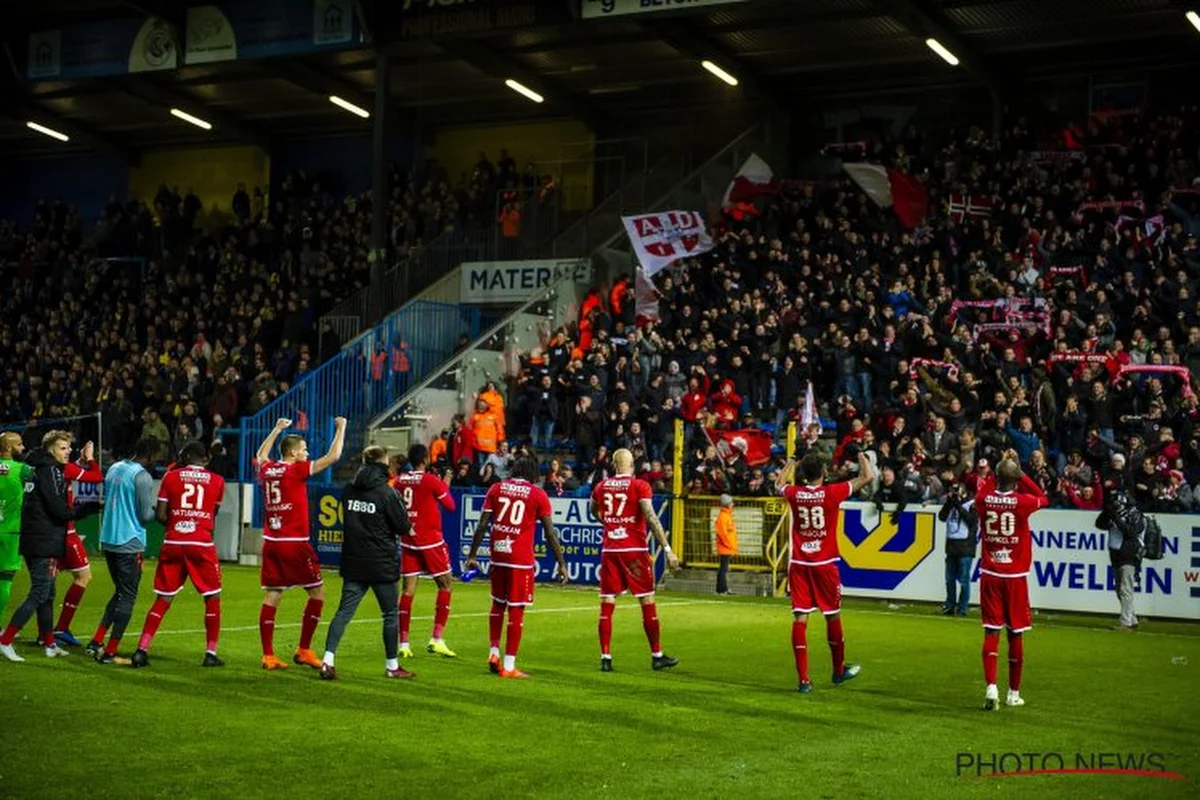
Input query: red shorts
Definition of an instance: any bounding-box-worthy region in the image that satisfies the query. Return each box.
[401,543,452,578]
[788,562,842,615]
[261,541,323,590]
[57,532,90,573]
[155,544,223,597]
[980,574,1032,632]
[490,564,535,607]
[599,551,655,598]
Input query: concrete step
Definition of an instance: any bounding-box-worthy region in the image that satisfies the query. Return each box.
[662,567,777,597]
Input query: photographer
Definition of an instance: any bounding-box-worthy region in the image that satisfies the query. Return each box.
[1095,490,1145,632]
[938,482,978,616]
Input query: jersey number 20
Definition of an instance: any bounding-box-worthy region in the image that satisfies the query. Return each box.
[985,510,1015,537]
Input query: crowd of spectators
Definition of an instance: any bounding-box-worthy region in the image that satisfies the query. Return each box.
[449,107,1200,512]
[0,154,535,467]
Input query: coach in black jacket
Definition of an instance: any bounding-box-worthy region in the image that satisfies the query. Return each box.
[318,446,413,681]
[0,432,100,662]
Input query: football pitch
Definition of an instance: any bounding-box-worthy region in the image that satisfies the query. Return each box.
[2,565,1197,799]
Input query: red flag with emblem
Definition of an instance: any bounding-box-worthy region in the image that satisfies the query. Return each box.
[707,428,773,467]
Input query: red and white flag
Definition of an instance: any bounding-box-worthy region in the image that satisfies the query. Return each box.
[800,380,818,430]
[634,267,660,324]
[949,192,992,223]
[621,210,714,277]
[843,163,928,230]
[707,428,773,467]
[722,153,780,208]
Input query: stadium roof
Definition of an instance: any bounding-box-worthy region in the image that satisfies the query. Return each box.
[2,0,1199,162]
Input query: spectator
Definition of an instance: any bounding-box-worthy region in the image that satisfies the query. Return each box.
[469,399,502,468]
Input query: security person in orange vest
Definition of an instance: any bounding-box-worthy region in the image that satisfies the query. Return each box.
[470,399,503,469]
[715,494,738,595]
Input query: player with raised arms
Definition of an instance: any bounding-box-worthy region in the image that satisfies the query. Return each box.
[776,450,875,693]
[254,416,347,671]
[465,453,569,679]
[391,443,457,659]
[591,448,680,672]
[130,441,227,668]
[974,448,1048,710]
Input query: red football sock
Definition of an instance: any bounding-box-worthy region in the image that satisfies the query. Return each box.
[432,590,451,640]
[792,619,809,683]
[488,601,505,649]
[138,597,171,652]
[827,614,846,675]
[55,583,86,631]
[0,624,18,646]
[259,604,277,657]
[42,629,55,648]
[504,606,525,658]
[598,603,614,656]
[982,631,1000,685]
[91,624,109,646]
[641,602,661,655]
[298,598,323,650]
[1007,631,1024,692]
[204,596,221,654]
[398,594,414,643]
[105,635,121,656]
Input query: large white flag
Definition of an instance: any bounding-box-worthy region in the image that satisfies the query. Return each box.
[621,210,714,276]
[800,380,818,430]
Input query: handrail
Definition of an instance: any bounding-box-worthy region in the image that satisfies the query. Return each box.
[764,512,791,597]
[367,118,776,432]
[368,265,583,429]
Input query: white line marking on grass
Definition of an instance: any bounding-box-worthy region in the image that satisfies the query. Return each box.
[154,599,727,636]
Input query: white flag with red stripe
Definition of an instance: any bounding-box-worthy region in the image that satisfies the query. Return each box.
[722,153,780,208]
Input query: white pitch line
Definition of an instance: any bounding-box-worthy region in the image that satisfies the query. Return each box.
[153,599,726,636]
[149,595,1200,641]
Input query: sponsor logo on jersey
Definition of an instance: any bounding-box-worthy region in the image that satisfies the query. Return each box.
[837,507,936,590]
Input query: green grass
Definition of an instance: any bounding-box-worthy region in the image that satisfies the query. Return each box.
[2,564,1198,799]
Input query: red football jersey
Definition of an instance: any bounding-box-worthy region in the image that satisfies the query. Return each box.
[482,478,551,569]
[783,482,852,566]
[256,459,312,542]
[63,460,103,535]
[158,466,225,545]
[592,476,653,553]
[392,470,452,548]
[975,475,1048,578]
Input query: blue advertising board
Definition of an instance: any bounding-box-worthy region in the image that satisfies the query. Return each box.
[309,486,671,585]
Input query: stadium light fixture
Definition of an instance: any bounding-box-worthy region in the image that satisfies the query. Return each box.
[1187,10,1200,33]
[925,38,960,66]
[504,79,545,104]
[169,108,213,130]
[329,95,370,118]
[26,121,70,142]
[700,60,739,87]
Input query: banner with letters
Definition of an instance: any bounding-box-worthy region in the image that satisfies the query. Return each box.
[834,502,1200,619]
[621,210,714,277]
[309,486,670,585]
[459,259,591,305]
[581,0,748,20]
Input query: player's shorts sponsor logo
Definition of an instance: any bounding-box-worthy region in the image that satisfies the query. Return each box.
[837,507,936,590]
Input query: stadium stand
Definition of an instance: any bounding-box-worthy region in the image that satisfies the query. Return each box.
[453,109,1200,513]
[0,154,561,469]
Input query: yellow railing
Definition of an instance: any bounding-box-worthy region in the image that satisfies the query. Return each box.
[669,419,798,595]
